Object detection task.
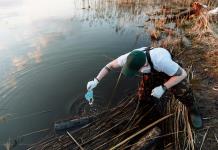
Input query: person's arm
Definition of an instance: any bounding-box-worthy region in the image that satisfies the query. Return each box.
[87,59,121,90]
[96,59,121,81]
[163,67,187,89]
[87,52,128,90]
[151,67,187,99]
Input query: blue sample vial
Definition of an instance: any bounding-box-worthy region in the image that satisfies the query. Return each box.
[85,90,94,105]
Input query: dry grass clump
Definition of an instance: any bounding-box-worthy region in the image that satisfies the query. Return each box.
[170,98,195,150]
[191,11,214,38]
[204,49,218,78]
[146,0,217,59]
[186,12,218,78]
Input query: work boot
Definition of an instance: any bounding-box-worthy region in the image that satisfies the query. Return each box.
[187,105,203,129]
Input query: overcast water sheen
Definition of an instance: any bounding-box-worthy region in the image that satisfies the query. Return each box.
[0,0,155,149]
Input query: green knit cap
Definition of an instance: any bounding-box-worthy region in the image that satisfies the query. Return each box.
[122,50,146,77]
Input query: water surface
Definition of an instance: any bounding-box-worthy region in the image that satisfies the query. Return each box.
[0,0,156,149]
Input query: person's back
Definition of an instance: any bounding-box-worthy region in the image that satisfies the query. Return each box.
[116,47,179,76]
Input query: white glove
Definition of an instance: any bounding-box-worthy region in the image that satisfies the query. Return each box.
[151,85,166,99]
[87,78,99,90]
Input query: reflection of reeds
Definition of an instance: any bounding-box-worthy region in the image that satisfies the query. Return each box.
[4,138,12,150]
[74,0,164,34]
[117,0,135,5]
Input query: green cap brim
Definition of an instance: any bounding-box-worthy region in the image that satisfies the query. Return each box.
[121,64,138,77]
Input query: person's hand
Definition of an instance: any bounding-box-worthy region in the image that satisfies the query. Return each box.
[87,78,99,90]
[151,85,166,99]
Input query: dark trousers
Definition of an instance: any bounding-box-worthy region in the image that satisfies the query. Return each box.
[137,71,195,108]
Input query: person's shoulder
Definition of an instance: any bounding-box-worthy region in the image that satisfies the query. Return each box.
[133,47,148,51]
[151,47,170,55]
[152,47,169,51]
[116,52,130,66]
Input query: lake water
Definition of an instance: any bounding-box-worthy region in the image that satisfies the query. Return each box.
[0,0,159,149]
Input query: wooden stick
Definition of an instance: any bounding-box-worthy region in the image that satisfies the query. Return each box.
[82,120,126,146]
[20,128,49,138]
[214,134,218,144]
[109,113,174,150]
[107,71,123,109]
[200,127,210,150]
[123,126,212,149]
[93,126,138,150]
[66,131,84,150]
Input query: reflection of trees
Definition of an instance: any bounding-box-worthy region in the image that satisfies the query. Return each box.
[72,0,165,47]
[0,32,55,112]
[0,17,77,110]
[75,0,218,32]
[28,47,42,64]
[12,56,27,71]
[73,0,163,33]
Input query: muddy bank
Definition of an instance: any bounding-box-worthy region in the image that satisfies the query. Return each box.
[144,2,218,149]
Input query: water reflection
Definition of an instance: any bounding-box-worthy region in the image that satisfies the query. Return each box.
[12,56,27,71]
[12,47,42,71]
[0,0,166,149]
[74,0,155,31]
[0,0,154,114]
[0,31,61,113]
[27,47,42,64]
